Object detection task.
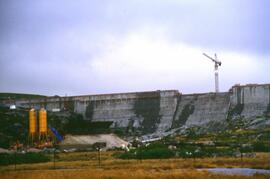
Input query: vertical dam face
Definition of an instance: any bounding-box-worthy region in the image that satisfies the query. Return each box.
[172,92,230,130]
[230,84,270,119]
[2,84,270,134]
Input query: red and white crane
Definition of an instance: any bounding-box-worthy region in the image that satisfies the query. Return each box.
[203,53,222,93]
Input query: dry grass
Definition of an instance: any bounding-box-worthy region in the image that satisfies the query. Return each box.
[1,169,269,179]
[1,152,270,179]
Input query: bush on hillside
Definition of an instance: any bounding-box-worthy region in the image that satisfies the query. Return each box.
[119,143,174,159]
[0,152,50,166]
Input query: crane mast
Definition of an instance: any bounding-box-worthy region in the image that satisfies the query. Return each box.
[203,53,222,93]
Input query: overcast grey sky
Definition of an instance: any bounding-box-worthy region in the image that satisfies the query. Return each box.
[0,0,270,96]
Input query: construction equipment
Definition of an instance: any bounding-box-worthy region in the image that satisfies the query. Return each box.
[203,53,222,93]
[49,126,63,142]
[39,108,48,140]
[29,108,37,145]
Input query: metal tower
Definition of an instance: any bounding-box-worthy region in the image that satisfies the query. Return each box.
[203,53,222,93]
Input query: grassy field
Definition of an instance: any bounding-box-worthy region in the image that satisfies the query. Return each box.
[1,152,270,178]
[1,169,269,179]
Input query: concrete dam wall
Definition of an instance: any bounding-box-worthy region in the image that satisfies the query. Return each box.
[3,84,270,134]
[230,84,270,119]
[172,92,230,129]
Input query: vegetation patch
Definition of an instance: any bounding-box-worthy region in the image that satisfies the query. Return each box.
[118,140,242,160]
[111,128,126,137]
[0,152,49,166]
[134,92,161,134]
[175,143,235,158]
[119,127,270,160]
[119,143,174,159]
[253,142,270,152]
[0,106,28,148]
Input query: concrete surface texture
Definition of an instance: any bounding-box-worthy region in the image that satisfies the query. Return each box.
[2,84,270,134]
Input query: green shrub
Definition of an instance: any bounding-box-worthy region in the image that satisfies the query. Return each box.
[253,142,270,152]
[119,143,175,159]
[0,152,50,166]
[112,128,126,137]
[137,147,175,159]
[175,143,235,158]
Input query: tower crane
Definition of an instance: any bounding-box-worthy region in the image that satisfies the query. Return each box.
[203,53,222,93]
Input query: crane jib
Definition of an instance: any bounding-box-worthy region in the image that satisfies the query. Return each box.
[202,52,222,93]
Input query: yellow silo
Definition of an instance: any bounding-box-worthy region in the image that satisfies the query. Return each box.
[29,108,37,135]
[39,108,47,135]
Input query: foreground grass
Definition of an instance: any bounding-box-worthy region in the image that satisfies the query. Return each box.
[1,169,269,179]
[1,152,270,178]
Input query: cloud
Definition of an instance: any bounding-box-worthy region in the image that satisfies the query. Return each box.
[89,26,268,94]
[1,1,269,95]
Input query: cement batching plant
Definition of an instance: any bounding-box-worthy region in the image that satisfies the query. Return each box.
[28,108,50,147]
